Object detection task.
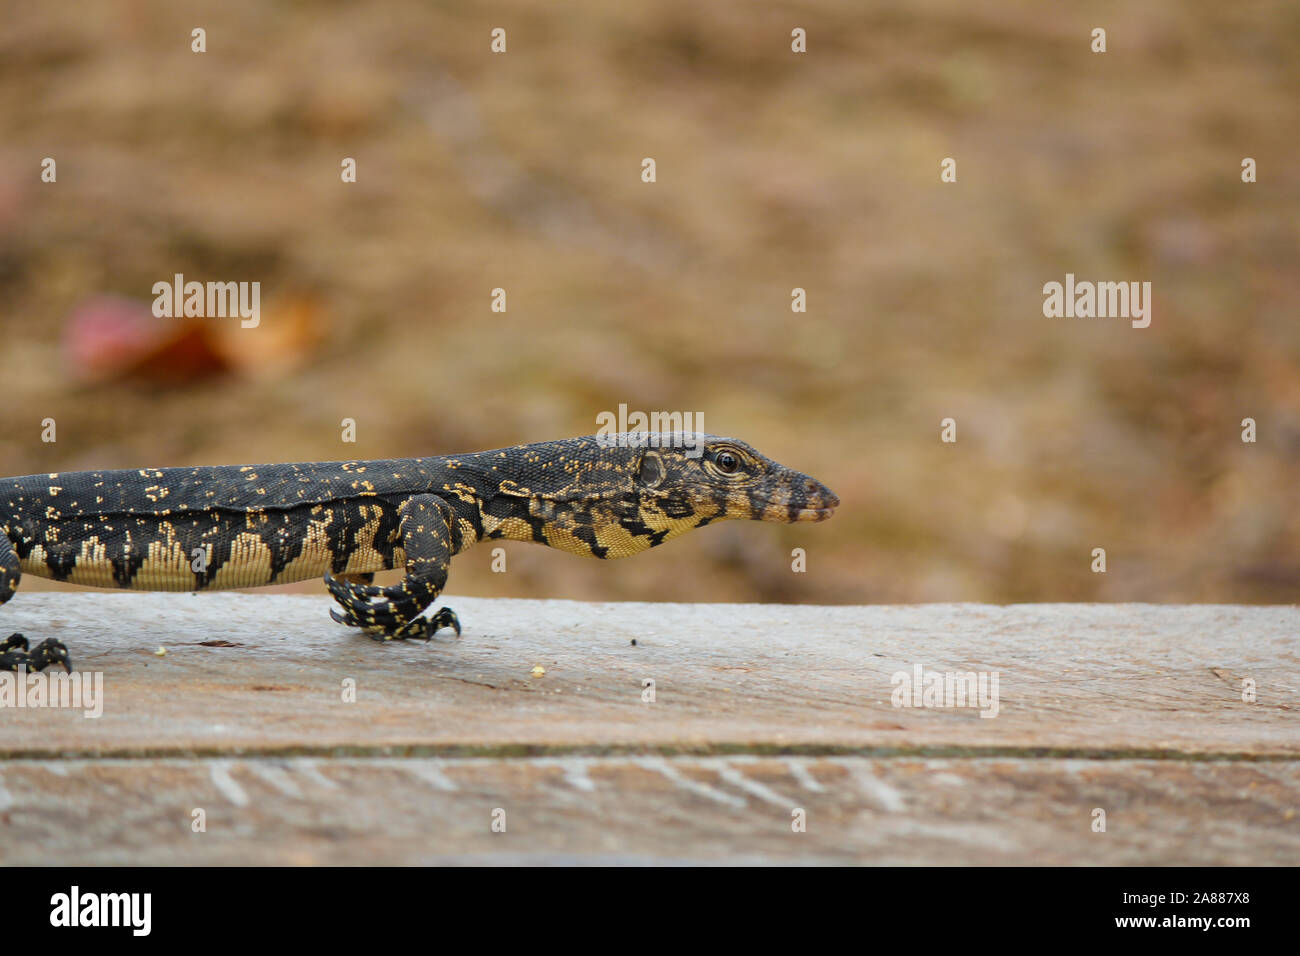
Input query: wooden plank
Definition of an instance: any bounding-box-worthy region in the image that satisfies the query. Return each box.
[0,595,1293,756]
[1,756,1295,865]
[2,595,1295,864]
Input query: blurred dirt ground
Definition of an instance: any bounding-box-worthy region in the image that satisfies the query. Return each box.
[1,1,1298,605]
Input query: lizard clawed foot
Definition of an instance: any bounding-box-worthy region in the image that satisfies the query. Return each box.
[0,633,73,672]
[329,605,461,642]
[324,572,415,632]
[324,572,460,642]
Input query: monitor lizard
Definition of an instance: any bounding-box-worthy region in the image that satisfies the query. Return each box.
[0,433,839,671]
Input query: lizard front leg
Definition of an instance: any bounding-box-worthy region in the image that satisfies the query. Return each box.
[324,495,460,642]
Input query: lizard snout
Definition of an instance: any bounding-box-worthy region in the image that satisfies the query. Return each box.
[756,472,840,523]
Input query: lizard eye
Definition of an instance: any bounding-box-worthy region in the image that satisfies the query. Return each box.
[715,451,740,473]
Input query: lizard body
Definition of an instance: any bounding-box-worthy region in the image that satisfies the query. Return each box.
[0,433,838,671]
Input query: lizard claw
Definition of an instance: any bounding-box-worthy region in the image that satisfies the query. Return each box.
[430,606,461,637]
[324,571,382,606]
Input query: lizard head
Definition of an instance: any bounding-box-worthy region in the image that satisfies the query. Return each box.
[488,433,838,559]
[630,433,839,525]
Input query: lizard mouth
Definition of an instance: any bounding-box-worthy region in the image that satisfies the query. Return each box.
[790,505,837,522]
[766,489,839,522]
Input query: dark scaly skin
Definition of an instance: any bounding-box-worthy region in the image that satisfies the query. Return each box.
[0,434,839,668]
[0,633,70,673]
